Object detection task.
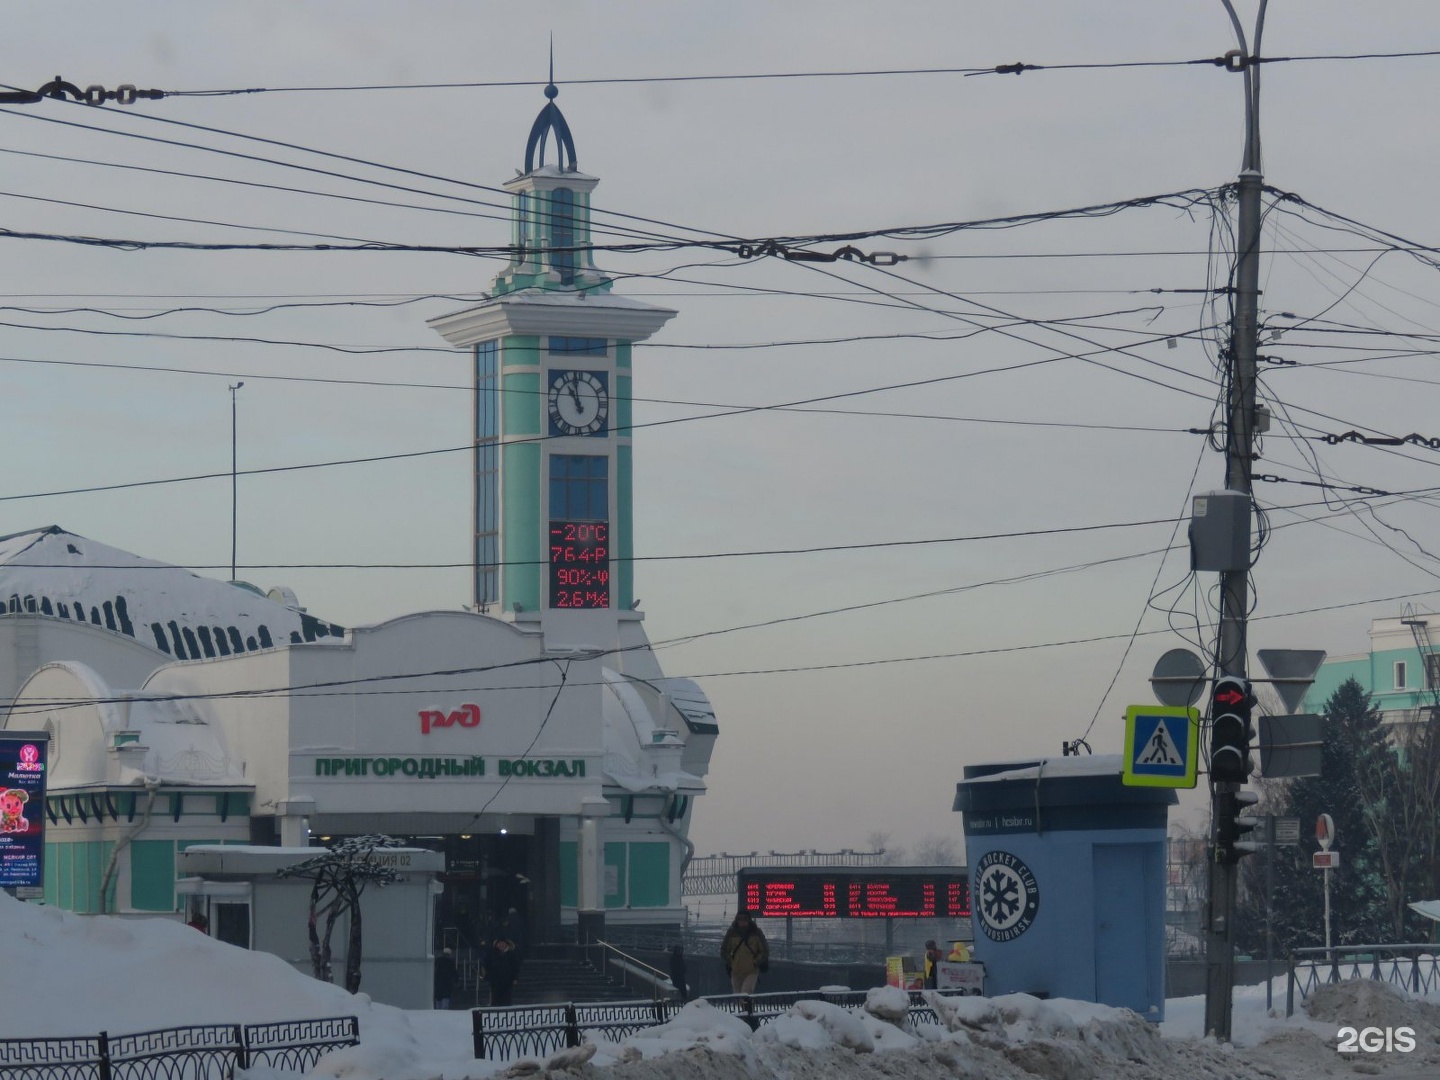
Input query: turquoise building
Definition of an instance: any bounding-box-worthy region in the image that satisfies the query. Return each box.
[1302,611,1440,722]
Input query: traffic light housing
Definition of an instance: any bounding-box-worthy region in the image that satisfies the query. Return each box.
[1215,789,1261,863]
[1209,675,1254,783]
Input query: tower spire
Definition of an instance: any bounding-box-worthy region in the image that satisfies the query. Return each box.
[523,40,576,173]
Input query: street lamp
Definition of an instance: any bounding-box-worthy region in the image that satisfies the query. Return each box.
[229,382,244,581]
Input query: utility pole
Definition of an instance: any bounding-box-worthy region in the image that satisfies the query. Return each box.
[1204,0,1268,1043]
[229,382,244,581]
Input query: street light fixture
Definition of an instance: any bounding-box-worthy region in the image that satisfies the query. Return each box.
[229,382,244,581]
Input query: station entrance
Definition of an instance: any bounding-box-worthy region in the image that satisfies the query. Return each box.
[402,821,561,952]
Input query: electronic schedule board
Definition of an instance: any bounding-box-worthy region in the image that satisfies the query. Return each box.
[737,866,971,920]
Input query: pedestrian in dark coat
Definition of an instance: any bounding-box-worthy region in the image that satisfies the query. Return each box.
[669,944,689,1002]
[433,947,457,1009]
[720,910,768,996]
[482,937,520,1006]
[502,906,527,964]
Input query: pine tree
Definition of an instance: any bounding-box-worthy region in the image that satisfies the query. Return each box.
[1355,708,1440,940]
[1237,678,1393,952]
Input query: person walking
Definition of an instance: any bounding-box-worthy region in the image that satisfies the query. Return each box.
[720,910,768,998]
[433,947,457,1009]
[669,943,689,1003]
[481,937,520,1006]
[923,940,944,989]
[501,906,527,966]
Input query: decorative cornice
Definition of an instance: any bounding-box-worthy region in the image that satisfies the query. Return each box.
[428,291,677,347]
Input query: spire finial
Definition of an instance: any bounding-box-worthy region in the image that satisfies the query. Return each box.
[523,37,575,171]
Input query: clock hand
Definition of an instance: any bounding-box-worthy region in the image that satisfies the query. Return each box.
[568,380,583,411]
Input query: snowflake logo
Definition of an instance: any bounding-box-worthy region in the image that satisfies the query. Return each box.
[982,868,1021,924]
[974,851,1039,941]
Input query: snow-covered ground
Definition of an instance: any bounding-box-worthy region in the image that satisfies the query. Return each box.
[3,892,1437,1079]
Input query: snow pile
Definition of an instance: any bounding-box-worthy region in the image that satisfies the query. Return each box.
[7,889,1440,1080]
[0,894,388,1037]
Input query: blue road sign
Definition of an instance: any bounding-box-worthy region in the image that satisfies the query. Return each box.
[1123,706,1200,788]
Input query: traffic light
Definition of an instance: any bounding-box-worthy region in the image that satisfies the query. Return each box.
[1215,789,1261,863]
[1209,675,1254,783]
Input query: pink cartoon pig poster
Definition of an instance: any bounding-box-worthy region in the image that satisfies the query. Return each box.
[0,732,48,893]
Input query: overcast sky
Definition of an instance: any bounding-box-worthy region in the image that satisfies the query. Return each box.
[4,2,1440,857]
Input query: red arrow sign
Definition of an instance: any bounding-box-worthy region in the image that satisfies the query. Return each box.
[1214,687,1247,707]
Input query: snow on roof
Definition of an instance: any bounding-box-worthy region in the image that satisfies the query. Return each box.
[600,668,707,795]
[0,526,345,660]
[117,694,247,786]
[964,754,1126,783]
[1410,899,1440,922]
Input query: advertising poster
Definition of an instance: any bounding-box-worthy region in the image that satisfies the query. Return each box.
[0,731,48,897]
[935,961,986,995]
[884,956,905,988]
[885,956,923,990]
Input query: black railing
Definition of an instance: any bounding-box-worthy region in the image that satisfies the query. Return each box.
[1285,945,1440,1016]
[583,939,672,999]
[472,989,971,1059]
[0,1017,358,1080]
[581,926,895,966]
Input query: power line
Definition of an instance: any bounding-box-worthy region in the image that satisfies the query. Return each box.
[0,95,737,248]
[11,578,1440,715]
[9,48,1431,100]
[0,514,1181,571]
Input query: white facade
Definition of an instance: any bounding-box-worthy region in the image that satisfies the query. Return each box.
[0,84,721,957]
[177,844,446,1010]
[0,528,716,947]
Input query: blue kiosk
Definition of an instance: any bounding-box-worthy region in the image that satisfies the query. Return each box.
[953,755,1175,1019]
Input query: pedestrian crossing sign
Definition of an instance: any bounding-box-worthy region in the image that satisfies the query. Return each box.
[1123,705,1200,788]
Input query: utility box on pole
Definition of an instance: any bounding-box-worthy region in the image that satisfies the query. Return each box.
[1190,491,1252,572]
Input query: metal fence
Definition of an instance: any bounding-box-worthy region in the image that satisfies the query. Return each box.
[583,926,894,967]
[472,989,972,1060]
[0,1016,358,1080]
[1285,944,1440,1016]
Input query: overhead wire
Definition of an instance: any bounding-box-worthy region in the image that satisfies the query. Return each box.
[11,574,1440,716]
[5,47,1429,100]
[0,94,735,249]
[1075,438,1211,746]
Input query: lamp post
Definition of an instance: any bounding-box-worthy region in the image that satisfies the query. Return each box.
[229,382,244,581]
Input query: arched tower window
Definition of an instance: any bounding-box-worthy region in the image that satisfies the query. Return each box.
[516,191,530,255]
[552,188,576,284]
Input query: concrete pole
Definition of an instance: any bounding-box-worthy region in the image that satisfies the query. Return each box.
[1205,4,1269,1042]
[1324,866,1332,953]
[229,381,244,581]
[1204,164,1262,1044]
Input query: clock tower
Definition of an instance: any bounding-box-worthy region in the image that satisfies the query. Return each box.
[428,83,676,636]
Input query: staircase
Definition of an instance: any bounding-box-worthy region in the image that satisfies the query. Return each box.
[512,954,632,1005]
[462,943,661,1007]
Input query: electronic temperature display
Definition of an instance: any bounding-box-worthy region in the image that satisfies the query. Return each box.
[737,867,971,920]
[549,520,610,609]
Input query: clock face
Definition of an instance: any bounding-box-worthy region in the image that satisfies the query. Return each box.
[548,370,609,436]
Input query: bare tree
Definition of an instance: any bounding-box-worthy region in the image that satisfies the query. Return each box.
[276,835,404,994]
[910,834,961,865]
[866,830,902,865]
[1165,821,1211,954]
